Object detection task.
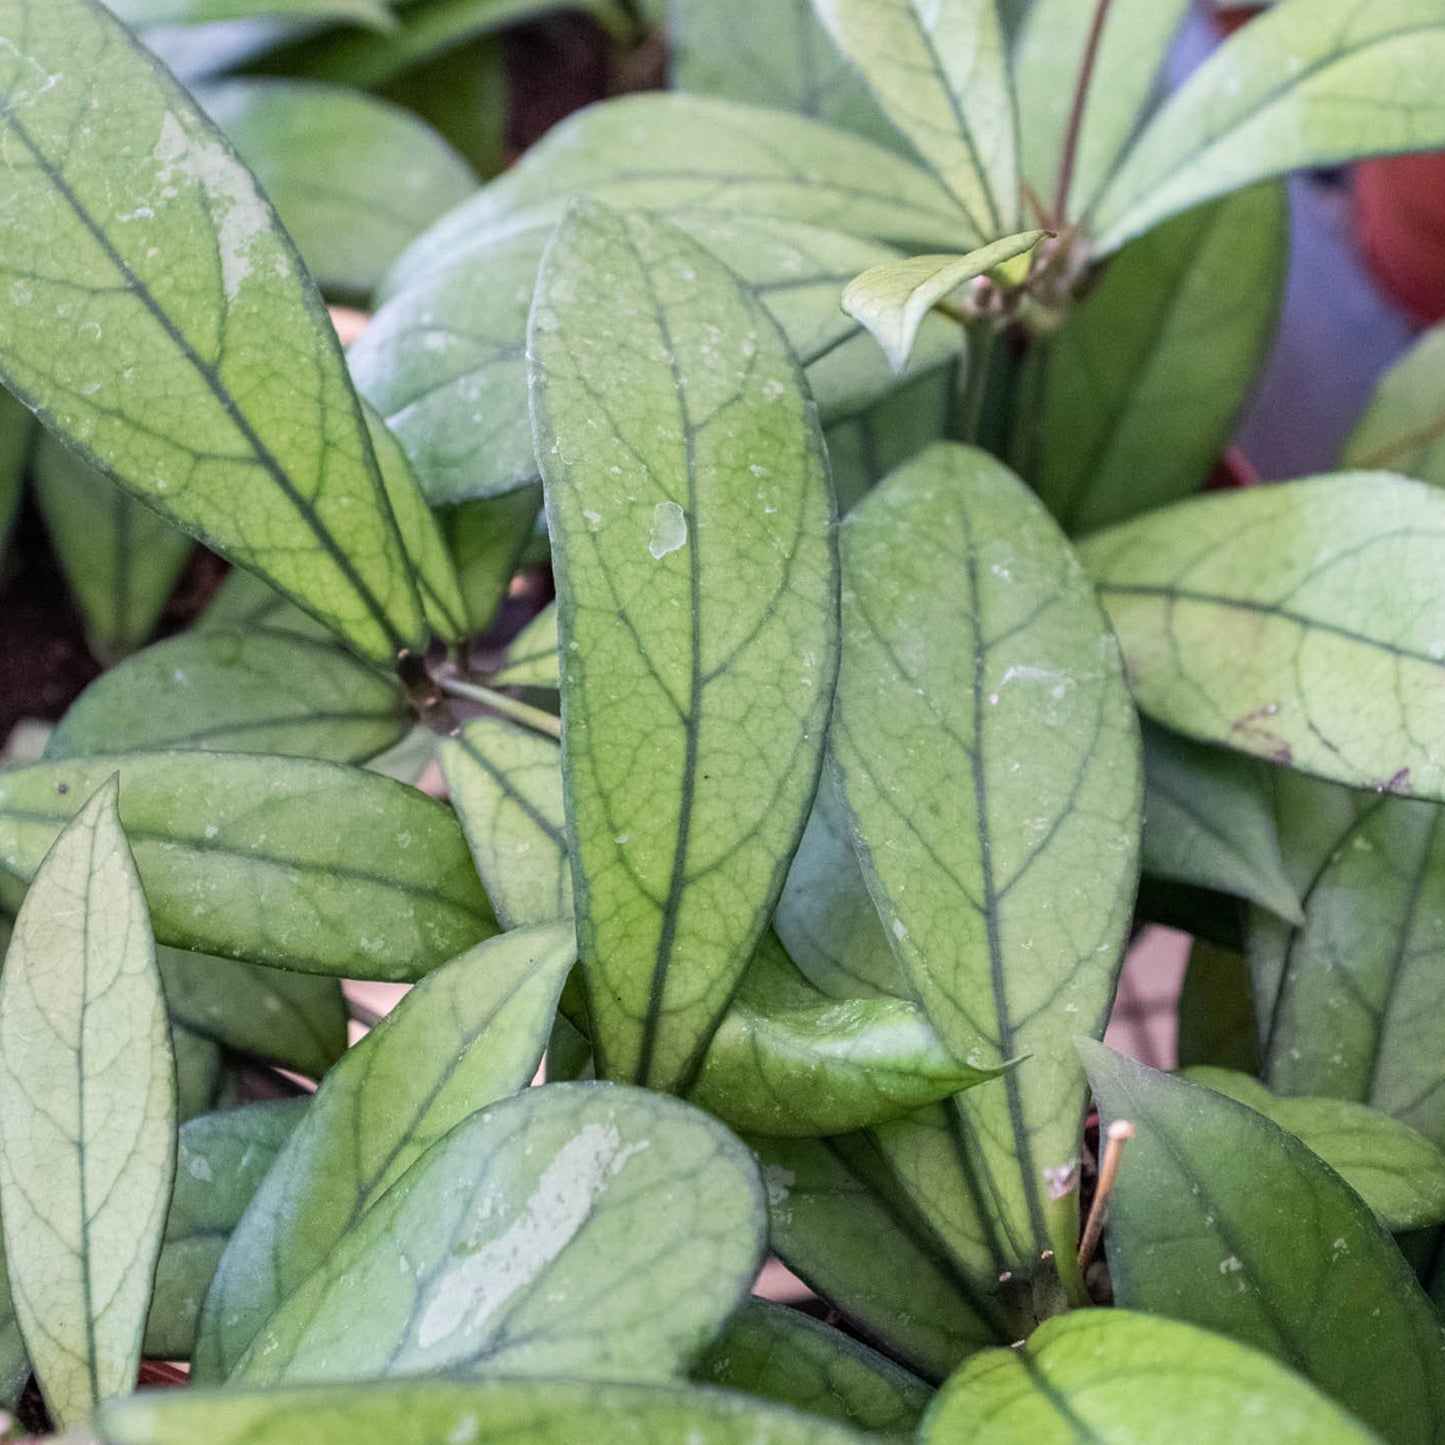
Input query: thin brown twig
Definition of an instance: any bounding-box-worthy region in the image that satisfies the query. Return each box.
[1053,0,1115,226]
[1077,1118,1135,1275]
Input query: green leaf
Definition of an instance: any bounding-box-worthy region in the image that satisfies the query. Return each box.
[1090,0,1445,254]
[388,93,976,288]
[0,387,32,563]
[229,1083,766,1386]
[830,442,1141,1265]
[1183,1067,1445,1232]
[1177,939,1263,1074]
[671,0,901,150]
[844,232,1048,372]
[46,630,410,763]
[530,201,839,1090]
[0,1243,27,1411]
[923,1308,1380,1444]
[170,1020,223,1122]
[0,752,493,979]
[493,602,559,689]
[200,79,475,299]
[1141,721,1302,924]
[31,433,193,663]
[158,948,348,1077]
[1022,184,1287,534]
[192,921,574,1381]
[1012,0,1191,222]
[197,564,334,642]
[95,1378,871,1445]
[443,487,545,634]
[145,1099,307,1361]
[439,716,572,930]
[1259,793,1445,1149]
[1081,1041,1445,1443]
[812,0,1019,242]
[1082,474,1445,799]
[0,779,175,1426]
[358,215,955,507]
[107,0,394,28]
[0,0,425,666]
[823,366,952,515]
[1344,320,1445,484]
[695,1298,931,1439]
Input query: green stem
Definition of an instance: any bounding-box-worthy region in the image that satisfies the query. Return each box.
[438,675,563,740]
[952,321,997,446]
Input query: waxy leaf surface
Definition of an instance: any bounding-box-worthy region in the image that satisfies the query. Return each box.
[1082,1041,1445,1444]
[830,442,1140,1264]
[230,1083,766,1386]
[0,0,424,665]
[0,752,493,978]
[531,202,838,1090]
[0,780,175,1426]
[1082,475,1445,799]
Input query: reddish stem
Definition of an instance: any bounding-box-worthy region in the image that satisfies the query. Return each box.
[1053,0,1115,226]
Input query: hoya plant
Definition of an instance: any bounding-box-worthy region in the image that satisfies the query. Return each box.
[2,0,1445,1441]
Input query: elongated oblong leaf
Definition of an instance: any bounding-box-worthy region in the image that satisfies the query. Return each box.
[96,1378,871,1445]
[47,630,410,763]
[1344,320,1445,485]
[0,753,493,979]
[0,780,175,1426]
[1083,474,1445,799]
[924,1309,1379,1444]
[1091,0,1445,253]
[230,1083,767,1386]
[109,0,392,27]
[830,442,1140,1264]
[193,922,575,1381]
[1082,1042,1445,1444]
[0,0,424,665]
[813,0,1018,242]
[530,201,839,1090]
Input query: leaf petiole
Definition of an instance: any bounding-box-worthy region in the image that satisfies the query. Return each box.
[436,674,563,740]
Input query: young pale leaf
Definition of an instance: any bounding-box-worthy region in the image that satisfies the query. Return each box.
[388,93,974,288]
[1082,1042,1445,1444]
[443,487,544,633]
[0,753,493,979]
[230,1083,766,1387]
[1082,474,1445,799]
[0,0,425,666]
[46,631,410,763]
[1260,794,1445,1148]
[107,0,393,27]
[844,232,1048,372]
[924,1309,1379,1445]
[695,1299,931,1439]
[158,948,348,1078]
[830,442,1141,1266]
[530,201,839,1091]
[1183,1067,1445,1232]
[193,922,575,1382]
[1091,0,1445,253]
[0,779,176,1427]
[1141,722,1302,925]
[145,1100,307,1361]
[1022,183,1287,534]
[1012,0,1191,222]
[96,1378,870,1445]
[1177,940,1262,1074]
[1344,320,1445,485]
[494,602,559,689]
[31,433,193,663]
[201,79,475,298]
[812,0,1019,242]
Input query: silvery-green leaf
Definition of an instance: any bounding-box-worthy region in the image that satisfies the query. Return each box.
[1344,319,1445,485]
[108,0,392,27]
[0,0,425,665]
[0,779,175,1426]
[844,232,1047,371]
[830,442,1140,1266]
[812,0,1019,242]
[823,366,952,515]
[197,565,333,642]
[193,922,575,1381]
[1082,474,1445,799]
[1091,0,1445,254]
[493,603,559,690]
[444,487,544,632]
[230,1083,766,1386]
[0,752,493,979]
[530,201,839,1090]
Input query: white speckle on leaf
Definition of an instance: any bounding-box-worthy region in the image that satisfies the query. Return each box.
[761,1164,794,1209]
[648,501,687,559]
[1219,1256,1243,1274]
[186,1154,212,1183]
[448,1415,479,1445]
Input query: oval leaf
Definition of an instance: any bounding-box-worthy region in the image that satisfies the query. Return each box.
[0,753,493,979]
[0,779,176,1426]
[192,921,576,1381]
[0,0,425,665]
[530,200,839,1090]
[830,441,1141,1263]
[229,1083,766,1386]
[1082,474,1445,798]
[1344,319,1445,484]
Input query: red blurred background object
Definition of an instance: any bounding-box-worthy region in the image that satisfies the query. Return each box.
[1353,152,1445,326]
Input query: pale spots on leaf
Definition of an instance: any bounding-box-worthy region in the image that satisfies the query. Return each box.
[648,500,688,560]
